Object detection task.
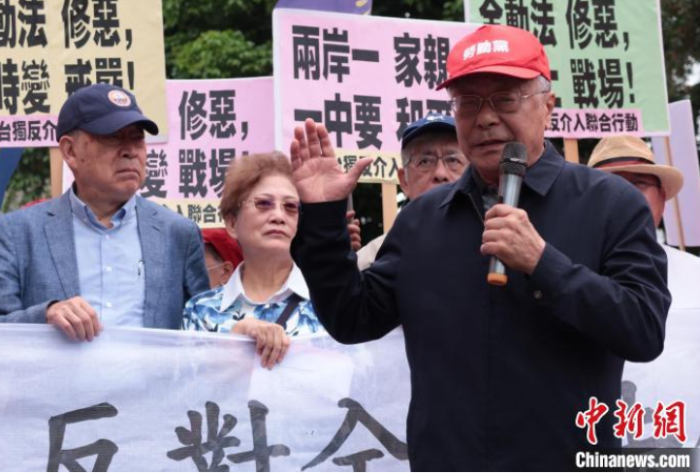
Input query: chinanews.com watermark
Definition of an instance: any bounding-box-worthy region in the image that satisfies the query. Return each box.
[574,397,698,471]
[575,448,698,471]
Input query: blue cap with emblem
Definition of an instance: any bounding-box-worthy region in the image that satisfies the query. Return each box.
[56,83,159,140]
[401,114,456,150]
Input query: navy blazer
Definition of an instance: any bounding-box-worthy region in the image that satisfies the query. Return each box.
[0,192,210,329]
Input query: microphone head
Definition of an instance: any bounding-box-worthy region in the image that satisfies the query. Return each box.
[500,142,527,177]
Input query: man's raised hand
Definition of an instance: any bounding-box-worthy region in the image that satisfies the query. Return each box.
[290,119,373,203]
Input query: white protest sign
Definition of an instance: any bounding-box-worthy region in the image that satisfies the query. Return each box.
[0,325,410,472]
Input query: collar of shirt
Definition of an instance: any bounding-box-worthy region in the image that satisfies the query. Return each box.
[470,169,499,211]
[219,262,310,312]
[441,140,564,208]
[69,186,137,230]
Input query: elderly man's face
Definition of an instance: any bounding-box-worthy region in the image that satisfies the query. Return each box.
[204,245,234,289]
[64,124,147,204]
[614,171,666,227]
[399,133,467,200]
[449,73,554,184]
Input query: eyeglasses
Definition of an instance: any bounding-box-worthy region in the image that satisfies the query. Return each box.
[92,130,146,147]
[206,262,225,272]
[242,197,301,214]
[408,153,468,173]
[627,178,661,192]
[449,90,549,117]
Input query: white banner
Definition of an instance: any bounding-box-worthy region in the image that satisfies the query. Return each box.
[622,308,700,448]
[0,326,411,472]
[1,308,698,471]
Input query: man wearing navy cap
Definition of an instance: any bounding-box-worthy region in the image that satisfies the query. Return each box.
[357,113,466,270]
[0,84,209,340]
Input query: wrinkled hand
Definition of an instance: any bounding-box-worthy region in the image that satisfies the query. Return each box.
[46,296,102,342]
[346,210,362,251]
[233,319,291,369]
[480,204,545,275]
[290,118,373,203]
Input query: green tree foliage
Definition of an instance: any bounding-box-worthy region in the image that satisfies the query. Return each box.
[164,0,276,78]
[1,149,51,213]
[171,30,272,79]
[161,0,464,79]
[661,0,700,102]
[373,0,462,20]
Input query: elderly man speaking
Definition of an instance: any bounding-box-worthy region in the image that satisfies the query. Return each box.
[0,84,209,341]
[289,25,670,470]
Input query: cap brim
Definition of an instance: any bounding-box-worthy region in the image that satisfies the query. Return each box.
[402,121,456,149]
[436,65,541,91]
[604,164,684,200]
[80,109,159,136]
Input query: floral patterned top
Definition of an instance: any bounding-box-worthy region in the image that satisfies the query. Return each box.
[181,263,323,336]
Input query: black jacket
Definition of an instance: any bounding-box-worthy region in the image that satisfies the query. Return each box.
[292,142,671,470]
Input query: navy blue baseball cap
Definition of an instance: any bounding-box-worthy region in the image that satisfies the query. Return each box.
[401,114,456,150]
[57,83,159,140]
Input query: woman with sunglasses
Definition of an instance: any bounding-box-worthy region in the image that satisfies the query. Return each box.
[181,152,324,369]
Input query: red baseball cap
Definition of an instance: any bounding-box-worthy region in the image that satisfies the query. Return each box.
[437,24,551,90]
[202,228,243,269]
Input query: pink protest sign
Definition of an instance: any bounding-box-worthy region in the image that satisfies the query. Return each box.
[273,9,650,177]
[273,9,478,183]
[64,77,274,201]
[145,78,274,200]
[0,0,169,147]
[547,108,644,139]
[652,100,700,247]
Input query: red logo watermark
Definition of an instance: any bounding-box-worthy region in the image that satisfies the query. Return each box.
[576,397,609,445]
[576,397,687,445]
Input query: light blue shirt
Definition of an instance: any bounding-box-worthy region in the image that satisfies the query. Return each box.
[69,188,145,327]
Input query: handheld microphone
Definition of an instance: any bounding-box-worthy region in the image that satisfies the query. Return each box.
[487,142,527,287]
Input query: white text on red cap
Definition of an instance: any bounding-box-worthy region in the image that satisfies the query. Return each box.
[463,40,510,61]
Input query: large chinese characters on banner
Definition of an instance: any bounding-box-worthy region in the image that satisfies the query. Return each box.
[62,78,275,227]
[1,312,699,471]
[465,0,670,138]
[273,9,479,184]
[0,326,411,472]
[0,0,168,146]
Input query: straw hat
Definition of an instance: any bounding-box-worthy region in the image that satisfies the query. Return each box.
[588,136,684,200]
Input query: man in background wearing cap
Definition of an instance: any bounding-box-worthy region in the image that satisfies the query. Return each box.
[202,228,243,288]
[0,84,209,340]
[357,113,467,270]
[289,23,669,470]
[589,135,700,310]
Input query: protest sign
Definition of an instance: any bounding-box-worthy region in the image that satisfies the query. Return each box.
[2,306,699,471]
[0,325,411,471]
[622,309,700,449]
[652,101,700,247]
[465,0,669,138]
[0,0,168,147]
[273,9,479,184]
